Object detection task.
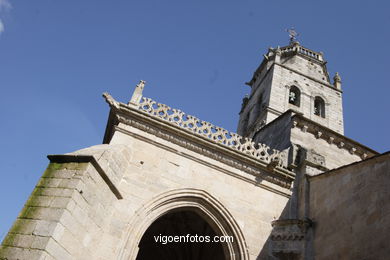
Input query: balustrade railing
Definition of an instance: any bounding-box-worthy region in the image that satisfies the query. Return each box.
[280,45,322,61]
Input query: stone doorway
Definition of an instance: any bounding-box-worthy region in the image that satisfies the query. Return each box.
[136,210,226,260]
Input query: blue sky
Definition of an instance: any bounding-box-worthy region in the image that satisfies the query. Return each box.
[1,0,389,240]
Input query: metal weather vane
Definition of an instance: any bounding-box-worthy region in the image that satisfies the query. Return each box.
[286,28,299,44]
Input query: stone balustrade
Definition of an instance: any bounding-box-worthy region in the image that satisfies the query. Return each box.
[280,45,323,61]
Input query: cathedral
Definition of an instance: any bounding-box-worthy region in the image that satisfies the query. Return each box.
[1,37,389,260]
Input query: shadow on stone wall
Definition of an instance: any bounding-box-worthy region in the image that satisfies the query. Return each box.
[256,173,312,260]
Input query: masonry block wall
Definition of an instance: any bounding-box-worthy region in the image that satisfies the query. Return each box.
[1,124,292,260]
[108,124,292,259]
[1,162,89,260]
[309,153,390,259]
[0,145,130,260]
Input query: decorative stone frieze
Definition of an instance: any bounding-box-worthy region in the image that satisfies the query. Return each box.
[270,219,312,258]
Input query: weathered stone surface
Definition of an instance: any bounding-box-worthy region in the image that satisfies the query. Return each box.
[1,41,388,260]
[308,153,390,260]
[239,42,344,137]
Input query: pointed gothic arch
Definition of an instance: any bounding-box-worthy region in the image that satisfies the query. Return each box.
[118,189,249,260]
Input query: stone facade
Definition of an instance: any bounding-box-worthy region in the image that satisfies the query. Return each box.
[0,92,293,260]
[309,152,390,260]
[1,41,389,260]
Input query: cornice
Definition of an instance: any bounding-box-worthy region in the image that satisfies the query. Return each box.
[102,93,295,191]
[291,114,377,159]
[114,125,291,197]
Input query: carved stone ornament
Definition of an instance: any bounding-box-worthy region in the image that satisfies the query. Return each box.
[270,219,311,257]
[334,72,341,82]
[129,80,146,106]
[138,97,286,168]
[103,92,120,109]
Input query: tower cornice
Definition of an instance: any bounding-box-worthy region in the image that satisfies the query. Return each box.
[247,43,339,91]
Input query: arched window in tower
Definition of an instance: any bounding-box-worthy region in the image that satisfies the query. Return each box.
[289,86,300,107]
[314,96,325,118]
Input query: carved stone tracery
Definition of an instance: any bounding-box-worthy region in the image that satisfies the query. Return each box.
[138,97,285,167]
[103,93,294,188]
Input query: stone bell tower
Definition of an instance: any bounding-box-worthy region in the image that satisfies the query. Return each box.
[237,39,344,137]
[234,35,377,259]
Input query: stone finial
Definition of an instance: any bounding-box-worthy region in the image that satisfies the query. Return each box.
[129,80,146,107]
[275,46,282,55]
[333,72,342,89]
[334,72,341,82]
